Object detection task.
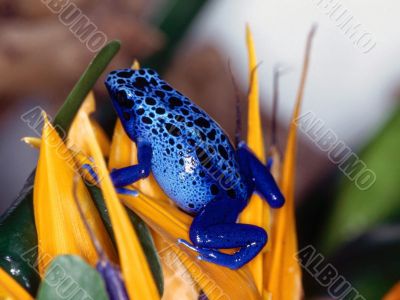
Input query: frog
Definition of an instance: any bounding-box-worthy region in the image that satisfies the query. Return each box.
[104,67,285,270]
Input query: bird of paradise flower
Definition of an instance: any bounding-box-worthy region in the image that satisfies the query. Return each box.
[0,25,374,300]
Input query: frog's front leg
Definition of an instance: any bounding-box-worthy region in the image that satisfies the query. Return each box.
[110,140,152,187]
[179,197,267,270]
[236,142,285,208]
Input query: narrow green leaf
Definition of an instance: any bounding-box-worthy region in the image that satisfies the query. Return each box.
[36,255,108,300]
[0,41,121,295]
[322,106,400,252]
[87,185,164,296]
[54,40,120,134]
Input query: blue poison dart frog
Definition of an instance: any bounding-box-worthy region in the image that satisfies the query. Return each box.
[104,68,285,270]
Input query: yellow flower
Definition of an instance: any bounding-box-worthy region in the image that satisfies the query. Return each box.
[240,24,271,295]
[265,26,316,300]
[17,26,316,300]
[32,111,116,276]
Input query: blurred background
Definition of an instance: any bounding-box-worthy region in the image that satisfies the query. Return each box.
[0,0,399,298]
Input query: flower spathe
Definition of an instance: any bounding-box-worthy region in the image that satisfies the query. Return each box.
[33,112,116,276]
[14,26,317,299]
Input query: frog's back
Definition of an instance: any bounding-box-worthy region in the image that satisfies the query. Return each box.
[106,68,250,214]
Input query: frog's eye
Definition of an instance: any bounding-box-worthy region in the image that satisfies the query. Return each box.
[132,77,150,90]
[117,70,134,78]
[116,90,126,104]
[116,90,134,109]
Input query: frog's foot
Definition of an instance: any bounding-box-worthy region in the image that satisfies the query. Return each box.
[184,196,268,269]
[190,224,267,270]
[110,141,152,188]
[80,164,139,196]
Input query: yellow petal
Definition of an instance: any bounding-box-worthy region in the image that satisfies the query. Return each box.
[34,113,116,275]
[67,92,95,154]
[21,137,41,149]
[131,59,140,70]
[91,119,111,157]
[0,268,33,300]
[68,92,110,157]
[23,136,100,187]
[239,24,270,294]
[79,112,160,300]
[383,282,400,300]
[153,234,200,300]
[265,26,316,299]
[244,24,264,160]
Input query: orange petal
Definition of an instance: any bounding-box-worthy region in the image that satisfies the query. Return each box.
[23,136,100,186]
[131,59,140,70]
[244,24,264,160]
[239,24,270,294]
[68,92,95,155]
[68,92,110,157]
[79,112,160,300]
[33,113,116,276]
[265,26,316,299]
[383,282,400,300]
[0,268,33,300]
[153,234,200,300]
[91,119,111,157]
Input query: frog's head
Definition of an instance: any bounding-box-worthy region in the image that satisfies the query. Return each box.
[105,68,162,139]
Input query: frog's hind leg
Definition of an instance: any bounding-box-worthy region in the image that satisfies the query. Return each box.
[110,141,152,187]
[188,223,267,270]
[237,142,285,208]
[179,197,267,270]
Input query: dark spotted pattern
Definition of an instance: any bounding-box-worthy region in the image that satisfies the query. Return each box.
[105,68,249,214]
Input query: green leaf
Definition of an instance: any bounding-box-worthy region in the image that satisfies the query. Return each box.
[0,41,121,295]
[87,185,164,296]
[322,106,400,253]
[0,172,39,294]
[53,40,120,134]
[36,255,108,300]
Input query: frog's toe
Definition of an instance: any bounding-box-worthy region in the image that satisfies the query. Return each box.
[196,249,243,270]
[115,187,139,197]
[82,163,100,184]
[177,239,199,252]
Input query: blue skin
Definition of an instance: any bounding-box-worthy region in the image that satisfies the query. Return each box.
[104,68,285,270]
